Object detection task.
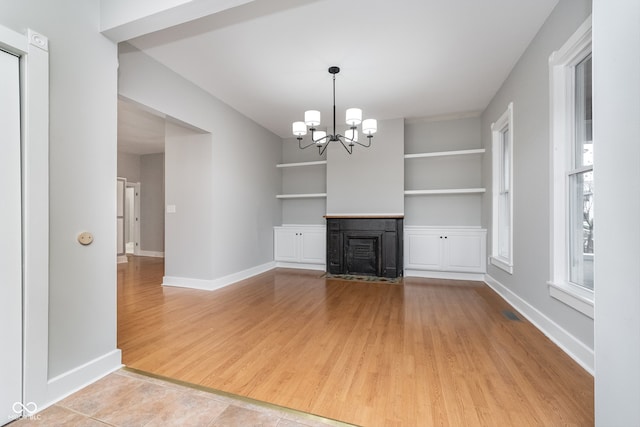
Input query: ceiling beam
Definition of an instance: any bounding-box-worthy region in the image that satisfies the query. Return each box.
[100,0,257,43]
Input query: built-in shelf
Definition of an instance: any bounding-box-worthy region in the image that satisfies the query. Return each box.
[276,193,327,199]
[404,188,486,196]
[404,148,485,159]
[276,160,327,168]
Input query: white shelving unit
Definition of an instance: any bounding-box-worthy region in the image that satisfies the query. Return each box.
[404,188,486,196]
[404,148,485,159]
[404,148,485,196]
[276,193,327,199]
[276,160,327,168]
[276,158,328,203]
[276,160,327,199]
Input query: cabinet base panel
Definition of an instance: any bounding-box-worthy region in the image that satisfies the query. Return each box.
[275,262,326,271]
[404,269,485,281]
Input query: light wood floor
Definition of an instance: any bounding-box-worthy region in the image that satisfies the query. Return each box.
[118,256,594,426]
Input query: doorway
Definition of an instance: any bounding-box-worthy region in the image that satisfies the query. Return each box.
[124,183,140,255]
[0,48,23,425]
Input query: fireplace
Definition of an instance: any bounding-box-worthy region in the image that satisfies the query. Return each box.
[326,216,403,278]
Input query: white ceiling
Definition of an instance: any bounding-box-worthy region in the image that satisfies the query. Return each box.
[118,0,558,151]
[117,99,166,155]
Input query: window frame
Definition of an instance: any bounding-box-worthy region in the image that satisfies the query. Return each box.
[548,16,594,318]
[490,102,514,274]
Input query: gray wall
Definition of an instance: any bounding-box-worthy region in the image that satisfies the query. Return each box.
[164,122,213,279]
[481,0,593,350]
[140,153,165,252]
[280,137,326,225]
[118,44,282,281]
[117,151,141,182]
[593,0,640,424]
[404,116,483,226]
[326,118,404,215]
[0,0,118,382]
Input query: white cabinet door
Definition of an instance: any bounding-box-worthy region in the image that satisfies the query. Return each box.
[299,229,325,264]
[406,232,442,270]
[274,228,299,262]
[405,227,486,273]
[445,233,485,272]
[274,226,326,265]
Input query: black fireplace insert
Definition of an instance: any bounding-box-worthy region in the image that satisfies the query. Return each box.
[326,217,403,278]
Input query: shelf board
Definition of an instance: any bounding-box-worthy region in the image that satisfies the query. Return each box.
[276,193,327,199]
[276,160,327,168]
[404,188,486,195]
[404,148,485,159]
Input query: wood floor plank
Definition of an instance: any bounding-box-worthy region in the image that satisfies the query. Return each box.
[118,257,594,426]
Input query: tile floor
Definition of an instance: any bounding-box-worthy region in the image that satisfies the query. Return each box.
[11,369,351,427]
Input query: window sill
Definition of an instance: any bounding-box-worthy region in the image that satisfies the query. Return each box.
[548,281,594,319]
[489,256,513,274]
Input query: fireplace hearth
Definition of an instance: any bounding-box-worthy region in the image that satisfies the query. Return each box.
[326,217,403,278]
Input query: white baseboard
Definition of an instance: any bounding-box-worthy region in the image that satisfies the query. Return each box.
[116,255,128,264]
[43,349,122,411]
[139,250,164,258]
[484,274,594,375]
[404,269,485,281]
[163,261,276,291]
[275,262,326,271]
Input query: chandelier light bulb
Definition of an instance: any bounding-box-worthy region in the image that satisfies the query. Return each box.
[345,108,362,126]
[314,130,327,144]
[362,118,378,136]
[292,121,307,136]
[345,128,358,142]
[304,110,321,127]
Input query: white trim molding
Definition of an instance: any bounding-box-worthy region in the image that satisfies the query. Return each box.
[548,281,594,318]
[44,350,122,412]
[138,250,164,258]
[275,262,326,271]
[548,15,594,315]
[485,274,594,375]
[163,261,276,291]
[489,256,513,275]
[490,102,514,274]
[405,270,485,282]
[0,23,54,410]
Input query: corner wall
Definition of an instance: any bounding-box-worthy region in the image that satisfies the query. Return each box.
[593,0,640,424]
[480,0,593,371]
[0,0,121,409]
[118,43,282,285]
[140,153,165,254]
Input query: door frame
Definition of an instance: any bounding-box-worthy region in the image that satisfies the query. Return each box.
[125,182,141,256]
[0,42,23,427]
[0,25,50,412]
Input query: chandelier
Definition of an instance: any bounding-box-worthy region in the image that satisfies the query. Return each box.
[292,66,377,155]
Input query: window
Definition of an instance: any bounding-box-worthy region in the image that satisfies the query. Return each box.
[548,16,593,318]
[490,102,514,274]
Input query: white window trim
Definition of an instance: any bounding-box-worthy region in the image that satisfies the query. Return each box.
[490,102,514,274]
[548,15,593,318]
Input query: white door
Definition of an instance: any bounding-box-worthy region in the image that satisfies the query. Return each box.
[0,49,23,425]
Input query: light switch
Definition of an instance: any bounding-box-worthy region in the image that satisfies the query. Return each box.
[77,232,93,245]
[166,205,176,214]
